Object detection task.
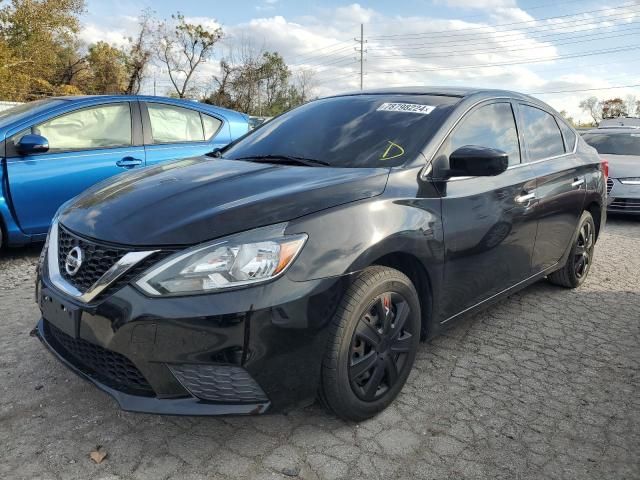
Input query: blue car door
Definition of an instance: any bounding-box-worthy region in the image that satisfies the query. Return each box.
[141,102,230,166]
[5,101,145,235]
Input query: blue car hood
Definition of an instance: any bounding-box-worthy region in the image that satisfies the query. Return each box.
[58,157,389,246]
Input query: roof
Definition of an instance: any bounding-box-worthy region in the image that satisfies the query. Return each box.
[48,94,248,120]
[596,118,640,130]
[325,86,537,102]
[583,127,640,135]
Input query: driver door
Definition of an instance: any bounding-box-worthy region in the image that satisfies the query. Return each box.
[435,101,539,320]
[5,101,145,235]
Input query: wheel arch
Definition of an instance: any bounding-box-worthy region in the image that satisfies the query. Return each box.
[371,251,435,341]
[585,200,602,241]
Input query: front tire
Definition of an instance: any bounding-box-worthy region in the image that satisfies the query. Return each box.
[319,266,421,421]
[547,211,596,288]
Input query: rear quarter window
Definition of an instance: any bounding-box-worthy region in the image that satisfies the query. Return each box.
[519,104,565,161]
[557,119,577,152]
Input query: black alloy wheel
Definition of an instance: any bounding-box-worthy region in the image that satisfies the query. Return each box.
[320,266,421,421]
[548,210,596,288]
[573,220,594,280]
[349,292,413,402]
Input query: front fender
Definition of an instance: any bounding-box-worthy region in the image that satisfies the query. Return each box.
[285,196,444,281]
[0,163,30,246]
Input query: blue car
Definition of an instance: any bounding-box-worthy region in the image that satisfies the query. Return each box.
[0,95,249,248]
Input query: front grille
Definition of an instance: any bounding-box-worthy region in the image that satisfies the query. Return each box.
[607,178,614,195]
[169,364,268,403]
[609,198,640,212]
[45,321,154,396]
[56,225,176,299]
[58,226,127,292]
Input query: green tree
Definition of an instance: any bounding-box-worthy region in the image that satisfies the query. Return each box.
[82,41,127,94]
[206,46,314,116]
[0,0,85,100]
[601,98,627,119]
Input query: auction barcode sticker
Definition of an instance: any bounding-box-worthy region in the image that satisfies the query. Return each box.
[377,103,436,115]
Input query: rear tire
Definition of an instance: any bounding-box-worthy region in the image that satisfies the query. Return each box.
[319,266,421,421]
[547,211,595,288]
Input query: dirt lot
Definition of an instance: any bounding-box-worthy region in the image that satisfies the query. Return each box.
[0,217,638,480]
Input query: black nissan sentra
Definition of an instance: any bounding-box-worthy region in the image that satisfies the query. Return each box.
[35,88,606,421]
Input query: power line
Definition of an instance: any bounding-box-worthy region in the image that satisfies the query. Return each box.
[368,2,639,39]
[530,83,640,94]
[370,6,640,46]
[370,12,640,50]
[363,0,595,26]
[288,43,354,65]
[368,27,640,60]
[365,44,640,74]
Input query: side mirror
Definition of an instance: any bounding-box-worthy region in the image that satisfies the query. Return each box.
[448,145,508,177]
[15,134,49,155]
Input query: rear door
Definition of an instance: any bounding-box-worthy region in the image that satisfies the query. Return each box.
[515,103,585,272]
[437,101,539,320]
[141,102,229,166]
[5,101,145,235]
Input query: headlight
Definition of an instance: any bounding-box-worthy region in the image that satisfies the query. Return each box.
[135,224,307,296]
[620,178,640,185]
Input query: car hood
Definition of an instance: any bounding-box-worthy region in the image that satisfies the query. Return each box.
[603,154,639,179]
[58,157,389,246]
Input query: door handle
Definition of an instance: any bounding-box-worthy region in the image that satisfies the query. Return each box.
[116,157,143,169]
[571,177,585,188]
[515,192,536,204]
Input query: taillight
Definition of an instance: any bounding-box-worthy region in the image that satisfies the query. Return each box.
[600,159,609,179]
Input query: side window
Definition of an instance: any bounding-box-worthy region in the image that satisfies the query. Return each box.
[519,105,565,161]
[448,102,521,166]
[15,103,132,152]
[202,114,222,140]
[557,118,577,152]
[147,104,205,143]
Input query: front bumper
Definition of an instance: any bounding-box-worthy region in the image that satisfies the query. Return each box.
[35,271,348,415]
[608,179,640,215]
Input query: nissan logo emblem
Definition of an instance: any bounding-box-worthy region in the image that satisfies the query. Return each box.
[64,246,84,276]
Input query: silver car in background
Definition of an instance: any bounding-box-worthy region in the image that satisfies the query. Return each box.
[583,122,640,215]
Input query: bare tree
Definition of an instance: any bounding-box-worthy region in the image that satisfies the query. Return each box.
[123,9,153,95]
[624,95,637,118]
[154,13,223,98]
[293,68,317,103]
[579,96,602,124]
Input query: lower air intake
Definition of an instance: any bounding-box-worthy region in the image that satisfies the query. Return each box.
[169,364,268,403]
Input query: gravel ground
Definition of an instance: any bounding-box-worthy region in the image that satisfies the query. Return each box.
[0,217,638,480]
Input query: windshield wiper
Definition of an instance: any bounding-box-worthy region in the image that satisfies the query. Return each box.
[235,155,330,167]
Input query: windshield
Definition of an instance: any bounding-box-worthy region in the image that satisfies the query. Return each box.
[0,98,66,128]
[583,132,640,156]
[223,94,460,168]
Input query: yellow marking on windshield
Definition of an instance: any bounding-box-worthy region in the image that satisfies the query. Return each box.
[380,141,405,160]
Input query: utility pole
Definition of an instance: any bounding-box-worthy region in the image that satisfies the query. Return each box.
[355,23,367,90]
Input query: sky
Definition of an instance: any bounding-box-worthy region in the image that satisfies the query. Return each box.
[80,0,640,122]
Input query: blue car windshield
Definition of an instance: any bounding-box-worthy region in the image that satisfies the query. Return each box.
[224,94,460,168]
[0,98,66,128]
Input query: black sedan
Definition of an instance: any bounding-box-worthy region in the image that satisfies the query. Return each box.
[35,88,606,421]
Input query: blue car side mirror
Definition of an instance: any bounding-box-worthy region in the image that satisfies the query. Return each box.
[16,134,49,155]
